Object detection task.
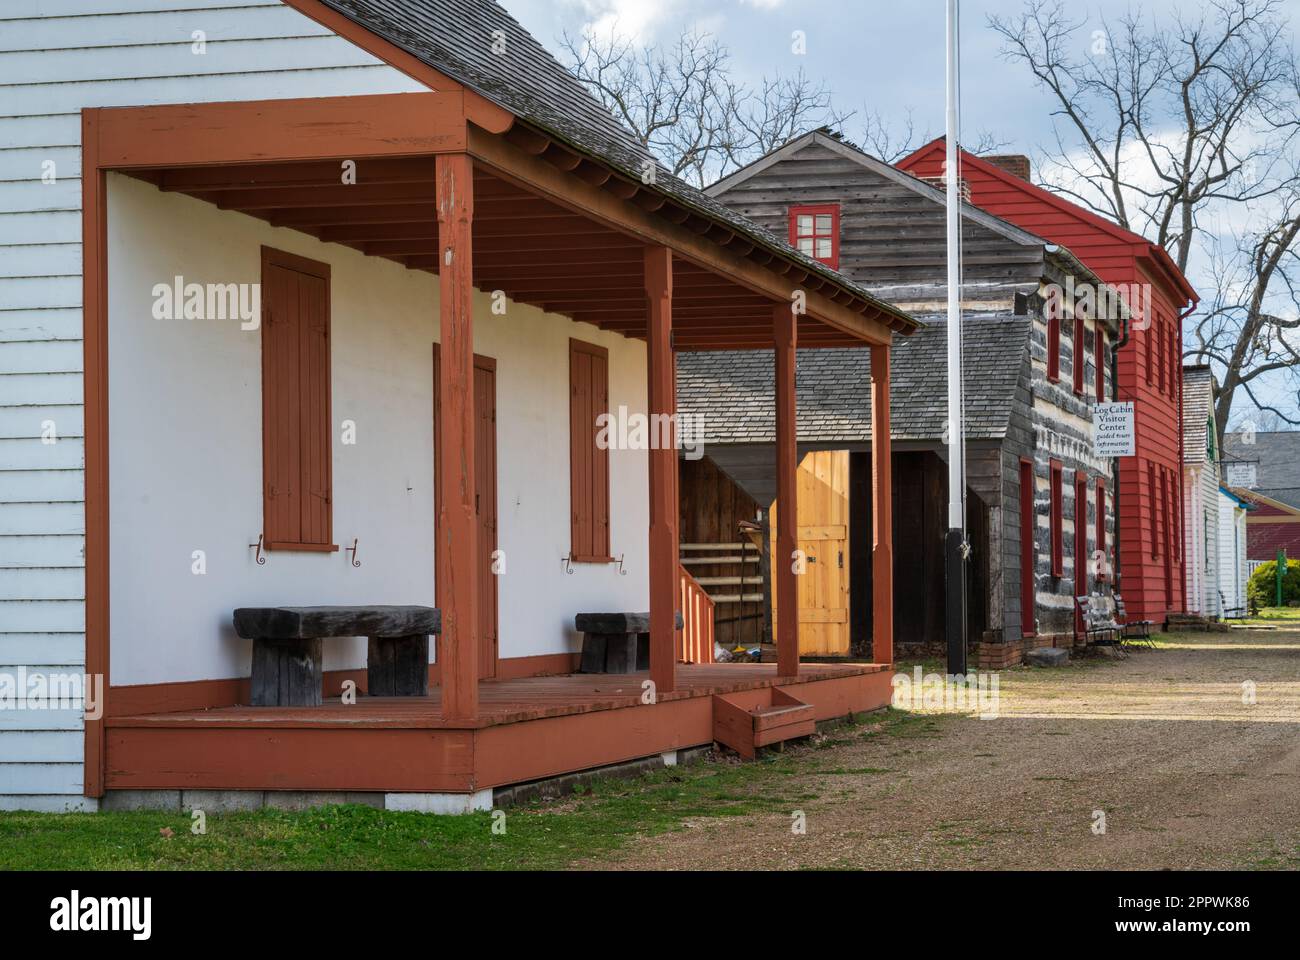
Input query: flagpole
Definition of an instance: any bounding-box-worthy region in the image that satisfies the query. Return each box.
[945,0,969,674]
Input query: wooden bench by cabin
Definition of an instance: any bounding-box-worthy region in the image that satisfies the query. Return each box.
[576,611,683,674]
[233,605,440,706]
[1114,594,1155,646]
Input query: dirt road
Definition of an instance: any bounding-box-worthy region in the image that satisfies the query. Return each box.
[591,630,1300,870]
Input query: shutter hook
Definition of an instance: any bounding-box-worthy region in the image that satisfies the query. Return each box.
[249,534,266,566]
[346,538,361,567]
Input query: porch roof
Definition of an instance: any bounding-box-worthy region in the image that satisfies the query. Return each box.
[281,0,918,344]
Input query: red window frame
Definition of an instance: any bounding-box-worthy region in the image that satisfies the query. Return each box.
[1094,322,1105,400]
[1075,472,1089,593]
[1050,459,1064,577]
[1149,463,1160,558]
[1073,312,1086,395]
[1019,458,1037,637]
[788,204,840,269]
[1095,477,1107,580]
[1047,305,1061,383]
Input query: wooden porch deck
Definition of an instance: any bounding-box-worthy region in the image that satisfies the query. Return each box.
[103,664,892,795]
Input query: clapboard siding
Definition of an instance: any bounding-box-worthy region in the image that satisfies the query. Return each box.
[0,1,424,808]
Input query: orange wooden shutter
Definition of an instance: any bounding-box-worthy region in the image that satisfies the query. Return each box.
[569,339,610,561]
[261,246,333,550]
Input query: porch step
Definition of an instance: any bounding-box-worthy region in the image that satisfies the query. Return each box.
[712,687,815,759]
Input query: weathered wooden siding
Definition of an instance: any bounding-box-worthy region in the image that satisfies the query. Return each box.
[0,1,422,809]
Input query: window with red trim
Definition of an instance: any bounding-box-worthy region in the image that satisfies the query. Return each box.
[1047,305,1061,382]
[569,338,611,562]
[788,204,839,269]
[1096,477,1107,579]
[1094,323,1105,400]
[1050,459,1063,577]
[1073,313,1086,395]
[1149,463,1160,558]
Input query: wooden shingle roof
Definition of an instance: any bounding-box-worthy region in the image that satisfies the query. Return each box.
[1181,365,1216,466]
[677,314,1030,445]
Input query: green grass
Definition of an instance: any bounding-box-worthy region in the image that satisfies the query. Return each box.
[0,710,913,871]
[1245,607,1300,622]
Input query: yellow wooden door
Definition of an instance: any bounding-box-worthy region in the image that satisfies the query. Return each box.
[770,450,850,656]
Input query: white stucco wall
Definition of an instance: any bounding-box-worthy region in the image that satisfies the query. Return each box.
[107,173,649,686]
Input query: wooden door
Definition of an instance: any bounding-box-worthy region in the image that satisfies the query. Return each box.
[770,450,850,656]
[433,345,499,679]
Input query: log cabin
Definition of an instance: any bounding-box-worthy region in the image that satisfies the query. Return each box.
[679,129,1121,668]
[0,1,917,812]
[898,140,1200,626]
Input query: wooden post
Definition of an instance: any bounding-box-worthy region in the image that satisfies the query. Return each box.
[645,245,677,695]
[871,344,894,665]
[436,153,478,720]
[774,304,799,678]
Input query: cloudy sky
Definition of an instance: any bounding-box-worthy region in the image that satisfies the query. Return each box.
[501,0,1300,425]
[504,0,1205,157]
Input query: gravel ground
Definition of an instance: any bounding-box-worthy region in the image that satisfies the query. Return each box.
[587,629,1300,870]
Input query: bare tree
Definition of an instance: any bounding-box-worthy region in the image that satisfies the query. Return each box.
[1193,185,1300,432]
[559,26,847,187]
[991,0,1300,433]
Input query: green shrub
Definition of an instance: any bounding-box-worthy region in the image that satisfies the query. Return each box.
[1246,560,1300,610]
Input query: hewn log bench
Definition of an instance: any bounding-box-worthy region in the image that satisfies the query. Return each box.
[576,611,683,674]
[233,605,440,706]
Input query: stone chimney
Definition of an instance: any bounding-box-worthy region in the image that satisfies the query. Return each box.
[983,154,1031,181]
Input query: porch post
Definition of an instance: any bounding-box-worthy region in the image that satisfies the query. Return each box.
[645,245,677,694]
[871,344,894,665]
[774,304,799,678]
[436,152,478,720]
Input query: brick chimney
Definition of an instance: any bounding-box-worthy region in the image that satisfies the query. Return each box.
[983,154,1031,180]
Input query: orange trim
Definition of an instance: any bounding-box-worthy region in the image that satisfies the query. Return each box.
[870,345,893,665]
[106,654,582,717]
[96,93,470,168]
[81,109,109,797]
[773,303,800,677]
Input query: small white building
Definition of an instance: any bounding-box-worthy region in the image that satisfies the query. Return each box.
[1217,487,1251,616]
[1181,366,1220,617]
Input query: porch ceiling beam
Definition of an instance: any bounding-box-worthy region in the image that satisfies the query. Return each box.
[266,204,438,227]
[155,157,437,192]
[211,183,439,210]
[92,92,473,169]
[467,128,895,347]
[318,223,437,243]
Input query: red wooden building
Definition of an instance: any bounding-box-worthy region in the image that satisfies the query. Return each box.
[899,141,1199,623]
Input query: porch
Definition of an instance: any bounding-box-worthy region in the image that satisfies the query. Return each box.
[104,663,891,796]
[81,82,914,799]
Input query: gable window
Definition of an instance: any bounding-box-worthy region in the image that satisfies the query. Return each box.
[1050,459,1064,577]
[569,338,611,562]
[1073,313,1086,395]
[260,246,334,551]
[788,204,839,269]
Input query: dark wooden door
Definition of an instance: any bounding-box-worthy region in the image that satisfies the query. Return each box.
[433,346,499,679]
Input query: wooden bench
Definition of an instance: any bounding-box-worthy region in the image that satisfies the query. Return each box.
[233,605,440,706]
[1219,589,1247,620]
[576,611,683,674]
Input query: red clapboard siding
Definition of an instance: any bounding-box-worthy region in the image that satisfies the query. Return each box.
[569,339,611,561]
[261,246,333,551]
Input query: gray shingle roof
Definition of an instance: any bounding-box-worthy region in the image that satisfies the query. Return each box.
[677,315,1030,444]
[318,0,915,330]
[1222,430,1300,509]
[1181,365,1216,465]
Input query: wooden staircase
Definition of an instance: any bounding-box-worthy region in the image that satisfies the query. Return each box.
[711,687,815,759]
